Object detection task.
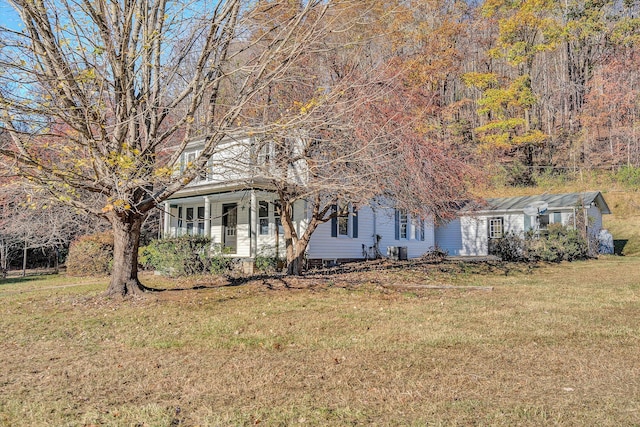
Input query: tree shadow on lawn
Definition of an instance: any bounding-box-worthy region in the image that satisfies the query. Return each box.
[0,272,58,286]
[151,258,523,293]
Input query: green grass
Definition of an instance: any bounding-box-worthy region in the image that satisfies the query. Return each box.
[0,257,639,426]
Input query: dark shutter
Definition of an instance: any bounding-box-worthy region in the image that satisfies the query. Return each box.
[394,209,400,240]
[331,204,337,237]
[352,207,358,238]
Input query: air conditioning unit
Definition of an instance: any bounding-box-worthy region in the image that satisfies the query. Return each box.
[387,246,408,261]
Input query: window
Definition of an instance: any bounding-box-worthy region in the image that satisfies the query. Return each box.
[259,201,269,235]
[338,203,349,236]
[399,210,408,239]
[539,214,550,229]
[394,209,409,240]
[489,217,504,239]
[274,201,284,234]
[186,207,194,235]
[414,218,425,241]
[257,142,270,165]
[197,206,205,236]
[331,203,358,238]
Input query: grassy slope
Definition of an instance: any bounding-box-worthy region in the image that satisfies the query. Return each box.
[0,259,639,426]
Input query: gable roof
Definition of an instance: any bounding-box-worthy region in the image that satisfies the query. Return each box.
[468,191,611,215]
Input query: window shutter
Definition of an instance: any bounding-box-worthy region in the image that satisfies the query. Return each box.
[524,214,531,231]
[331,204,337,237]
[352,208,358,238]
[394,209,400,240]
[421,220,425,241]
[554,212,562,224]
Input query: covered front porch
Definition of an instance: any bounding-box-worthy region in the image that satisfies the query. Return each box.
[163,189,306,258]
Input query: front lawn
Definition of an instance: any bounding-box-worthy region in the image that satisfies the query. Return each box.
[0,257,638,426]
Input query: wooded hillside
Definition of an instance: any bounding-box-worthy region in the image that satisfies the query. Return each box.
[356,0,640,186]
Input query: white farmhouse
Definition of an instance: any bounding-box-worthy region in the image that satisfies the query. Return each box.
[162,136,436,267]
[435,192,611,256]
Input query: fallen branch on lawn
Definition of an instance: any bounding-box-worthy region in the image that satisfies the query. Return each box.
[386,283,493,291]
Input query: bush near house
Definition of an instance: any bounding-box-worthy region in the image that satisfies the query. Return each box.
[492,224,590,263]
[66,232,114,276]
[139,237,230,277]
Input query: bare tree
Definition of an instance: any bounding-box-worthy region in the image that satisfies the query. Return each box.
[0,0,342,295]
[0,179,103,276]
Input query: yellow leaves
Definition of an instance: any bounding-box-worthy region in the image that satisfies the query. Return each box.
[103,199,131,213]
[475,75,536,117]
[153,167,173,179]
[106,144,141,174]
[78,68,96,82]
[462,72,498,90]
[476,121,547,152]
[512,129,547,146]
[294,98,320,115]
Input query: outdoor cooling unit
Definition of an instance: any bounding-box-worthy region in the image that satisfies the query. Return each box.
[387,246,408,261]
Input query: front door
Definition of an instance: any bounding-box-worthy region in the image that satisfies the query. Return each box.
[222,204,237,254]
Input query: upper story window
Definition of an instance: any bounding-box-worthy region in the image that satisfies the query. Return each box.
[179,151,209,182]
[257,141,275,166]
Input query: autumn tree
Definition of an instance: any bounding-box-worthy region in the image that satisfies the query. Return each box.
[0,0,345,295]
[245,2,473,275]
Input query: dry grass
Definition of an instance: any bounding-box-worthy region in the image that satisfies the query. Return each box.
[1,257,639,426]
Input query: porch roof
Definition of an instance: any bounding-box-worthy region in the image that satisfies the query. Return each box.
[168,177,276,200]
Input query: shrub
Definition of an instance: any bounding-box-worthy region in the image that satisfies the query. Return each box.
[420,245,448,263]
[254,245,279,273]
[491,232,530,262]
[67,232,114,276]
[139,237,230,276]
[493,225,590,263]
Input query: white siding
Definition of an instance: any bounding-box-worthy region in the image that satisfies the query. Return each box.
[435,218,463,256]
[460,216,488,256]
[500,213,523,235]
[587,206,603,237]
[306,207,436,260]
[307,206,376,260]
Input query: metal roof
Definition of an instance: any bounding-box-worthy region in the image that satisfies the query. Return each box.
[469,191,611,214]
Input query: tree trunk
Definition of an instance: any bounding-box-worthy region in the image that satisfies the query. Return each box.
[54,246,59,274]
[106,212,149,297]
[286,240,308,276]
[22,240,27,277]
[285,220,318,276]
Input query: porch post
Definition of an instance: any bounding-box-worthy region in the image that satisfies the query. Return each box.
[204,196,211,238]
[250,189,258,257]
[163,202,171,237]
